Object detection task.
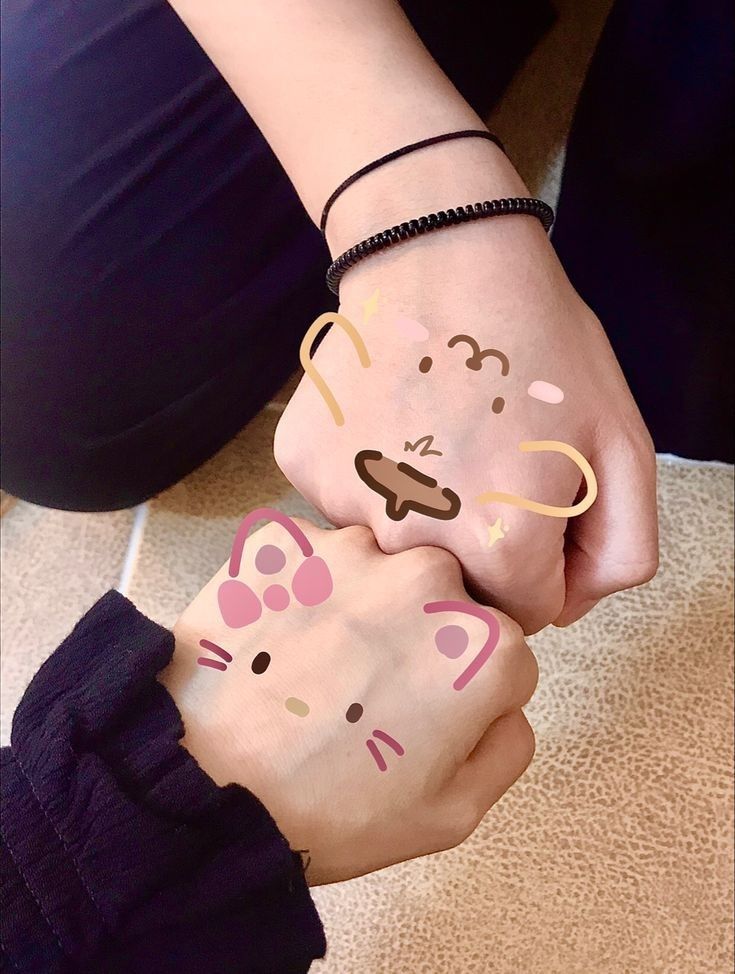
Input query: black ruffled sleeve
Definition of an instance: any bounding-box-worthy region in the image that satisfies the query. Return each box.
[0,591,326,973]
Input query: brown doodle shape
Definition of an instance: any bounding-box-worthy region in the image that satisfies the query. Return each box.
[404,434,443,457]
[447,334,510,375]
[354,450,461,522]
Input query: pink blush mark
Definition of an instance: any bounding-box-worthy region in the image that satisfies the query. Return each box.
[292,556,333,606]
[434,624,469,659]
[255,544,286,575]
[263,584,290,611]
[393,314,429,343]
[218,579,262,628]
[528,379,564,404]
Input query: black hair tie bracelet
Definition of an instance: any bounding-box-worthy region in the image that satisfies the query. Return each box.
[325,197,554,295]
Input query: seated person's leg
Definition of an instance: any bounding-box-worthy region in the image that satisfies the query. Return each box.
[0,0,330,511]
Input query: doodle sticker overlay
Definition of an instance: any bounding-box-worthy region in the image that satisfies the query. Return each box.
[218,507,334,629]
[404,434,442,457]
[486,517,509,548]
[285,697,310,718]
[477,440,598,518]
[528,380,564,404]
[355,450,461,521]
[251,651,271,675]
[363,288,380,324]
[434,625,469,659]
[197,639,233,672]
[394,314,429,343]
[424,601,501,691]
[447,335,510,375]
[300,312,370,426]
[366,730,405,772]
[345,703,364,723]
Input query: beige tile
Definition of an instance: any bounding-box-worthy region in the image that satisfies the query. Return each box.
[126,408,328,628]
[0,502,134,744]
[310,459,734,973]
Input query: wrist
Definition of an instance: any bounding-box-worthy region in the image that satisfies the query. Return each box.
[324,137,530,256]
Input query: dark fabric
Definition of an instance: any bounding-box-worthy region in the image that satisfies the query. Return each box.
[553,0,735,462]
[0,591,325,973]
[0,0,553,512]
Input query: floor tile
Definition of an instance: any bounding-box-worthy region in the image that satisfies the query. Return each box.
[0,503,134,743]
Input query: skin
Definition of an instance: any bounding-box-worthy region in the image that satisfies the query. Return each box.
[168,0,659,633]
[160,520,538,885]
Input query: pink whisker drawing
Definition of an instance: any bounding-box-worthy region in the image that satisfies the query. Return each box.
[366,729,405,772]
[197,638,233,671]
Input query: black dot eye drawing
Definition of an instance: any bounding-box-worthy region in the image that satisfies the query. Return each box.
[418,356,433,374]
[492,396,505,414]
[251,651,271,675]
[345,702,364,723]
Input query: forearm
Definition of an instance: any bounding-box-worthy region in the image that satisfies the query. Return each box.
[166,0,527,251]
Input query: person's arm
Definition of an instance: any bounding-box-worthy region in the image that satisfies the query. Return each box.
[1,516,538,970]
[0,591,324,974]
[166,1,658,634]
[166,0,523,243]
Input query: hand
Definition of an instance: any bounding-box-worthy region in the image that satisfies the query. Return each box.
[274,144,658,634]
[160,515,537,885]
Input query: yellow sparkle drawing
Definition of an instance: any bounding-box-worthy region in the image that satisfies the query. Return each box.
[487,517,508,548]
[363,288,380,324]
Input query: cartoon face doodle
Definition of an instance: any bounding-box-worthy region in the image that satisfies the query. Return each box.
[299,309,598,530]
[197,508,502,773]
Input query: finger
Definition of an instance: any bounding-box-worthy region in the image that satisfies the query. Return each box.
[448,710,536,834]
[554,431,659,627]
[461,507,567,635]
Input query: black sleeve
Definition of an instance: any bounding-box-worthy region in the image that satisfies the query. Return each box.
[0,591,326,973]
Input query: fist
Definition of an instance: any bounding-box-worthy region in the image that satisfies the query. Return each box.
[162,511,537,885]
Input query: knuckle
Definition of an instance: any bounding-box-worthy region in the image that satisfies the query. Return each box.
[370,518,412,555]
[339,523,376,549]
[510,713,537,775]
[504,641,540,710]
[399,544,463,583]
[602,552,660,592]
[444,800,483,848]
[273,415,298,479]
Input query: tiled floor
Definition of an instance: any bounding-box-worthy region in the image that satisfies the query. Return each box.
[3,1,733,970]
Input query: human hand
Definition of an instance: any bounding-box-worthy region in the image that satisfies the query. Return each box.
[274,146,658,634]
[161,511,537,885]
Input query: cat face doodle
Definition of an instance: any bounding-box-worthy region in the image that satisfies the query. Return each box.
[197,508,502,774]
[298,312,598,526]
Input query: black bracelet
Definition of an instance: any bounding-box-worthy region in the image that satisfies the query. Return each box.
[325,197,555,295]
[319,130,505,235]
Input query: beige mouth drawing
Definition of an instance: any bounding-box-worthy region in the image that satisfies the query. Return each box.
[354,450,462,522]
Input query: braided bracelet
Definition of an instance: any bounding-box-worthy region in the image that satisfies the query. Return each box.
[325,197,554,295]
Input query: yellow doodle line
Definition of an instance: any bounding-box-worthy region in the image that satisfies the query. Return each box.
[363,288,380,324]
[477,440,598,518]
[299,312,371,426]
